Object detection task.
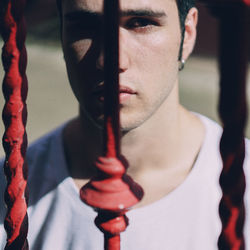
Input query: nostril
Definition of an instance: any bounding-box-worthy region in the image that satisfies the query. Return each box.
[96,53,104,70]
[118,67,126,73]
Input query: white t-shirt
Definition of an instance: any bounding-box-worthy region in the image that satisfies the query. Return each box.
[0,115,249,250]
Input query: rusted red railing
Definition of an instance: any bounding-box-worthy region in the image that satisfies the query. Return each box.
[199,0,250,249]
[217,5,249,249]
[80,0,144,250]
[0,0,29,249]
[1,0,250,249]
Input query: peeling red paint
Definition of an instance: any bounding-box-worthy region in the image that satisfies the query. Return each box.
[1,0,29,249]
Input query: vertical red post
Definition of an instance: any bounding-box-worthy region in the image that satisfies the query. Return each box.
[199,0,250,249]
[80,0,144,250]
[0,0,29,249]
[217,4,249,250]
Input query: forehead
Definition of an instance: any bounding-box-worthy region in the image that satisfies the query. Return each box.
[62,0,176,14]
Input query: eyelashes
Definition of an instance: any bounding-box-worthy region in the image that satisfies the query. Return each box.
[124,17,159,32]
[64,21,102,42]
[64,16,160,41]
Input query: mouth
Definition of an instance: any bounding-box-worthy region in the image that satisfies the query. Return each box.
[119,86,137,103]
[92,85,137,103]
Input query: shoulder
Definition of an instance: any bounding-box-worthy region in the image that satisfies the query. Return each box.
[26,123,69,204]
[194,113,222,162]
[245,138,250,161]
[196,113,222,138]
[244,138,250,197]
[26,124,66,179]
[198,114,250,173]
[194,113,250,178]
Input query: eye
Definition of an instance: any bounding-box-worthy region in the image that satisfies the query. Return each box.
[64,16,103,41]
[125,17,158,32]
[72,20,102,34]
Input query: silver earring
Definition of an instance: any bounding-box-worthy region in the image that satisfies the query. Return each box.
[179,59,185,71]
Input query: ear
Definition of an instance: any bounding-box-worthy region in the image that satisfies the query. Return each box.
[182,7,198,61]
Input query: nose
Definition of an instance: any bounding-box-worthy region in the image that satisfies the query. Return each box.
[96,29,130,73]
[118,30,130,73]
[96,50,104,70]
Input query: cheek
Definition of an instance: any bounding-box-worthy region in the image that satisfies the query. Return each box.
[62,40,92,103]
[132,32,180,89]
[63,39,93,64]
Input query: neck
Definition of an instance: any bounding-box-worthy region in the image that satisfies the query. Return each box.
[63,83,205,205]
[121,84,182,176]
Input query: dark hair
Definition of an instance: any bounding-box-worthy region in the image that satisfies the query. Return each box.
[176,0,196,59]
[56,0,195,58]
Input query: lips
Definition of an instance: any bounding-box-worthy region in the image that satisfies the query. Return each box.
[92,85,136,102]
[119,86,136,95]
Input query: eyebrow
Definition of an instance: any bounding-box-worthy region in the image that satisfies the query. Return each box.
[64,10,101,22]
[64,9,167,22]
[121,9,167,18]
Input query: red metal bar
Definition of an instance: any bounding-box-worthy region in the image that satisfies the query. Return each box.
[80,0,144,250]
[0,0,29,249]
[217,5,249,250]
[199,1,249,249]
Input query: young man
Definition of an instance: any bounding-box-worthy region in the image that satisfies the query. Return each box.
[0,0,249,249]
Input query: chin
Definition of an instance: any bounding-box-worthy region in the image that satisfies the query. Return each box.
[85,115,139,133]
[81,105,150,133]
[120,113,148,132]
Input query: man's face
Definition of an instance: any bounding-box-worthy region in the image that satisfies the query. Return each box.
[62,0,182,131]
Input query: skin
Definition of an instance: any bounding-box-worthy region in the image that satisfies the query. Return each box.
[62,0,205,207]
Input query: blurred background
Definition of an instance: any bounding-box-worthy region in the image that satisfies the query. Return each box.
[0,1,250,157]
